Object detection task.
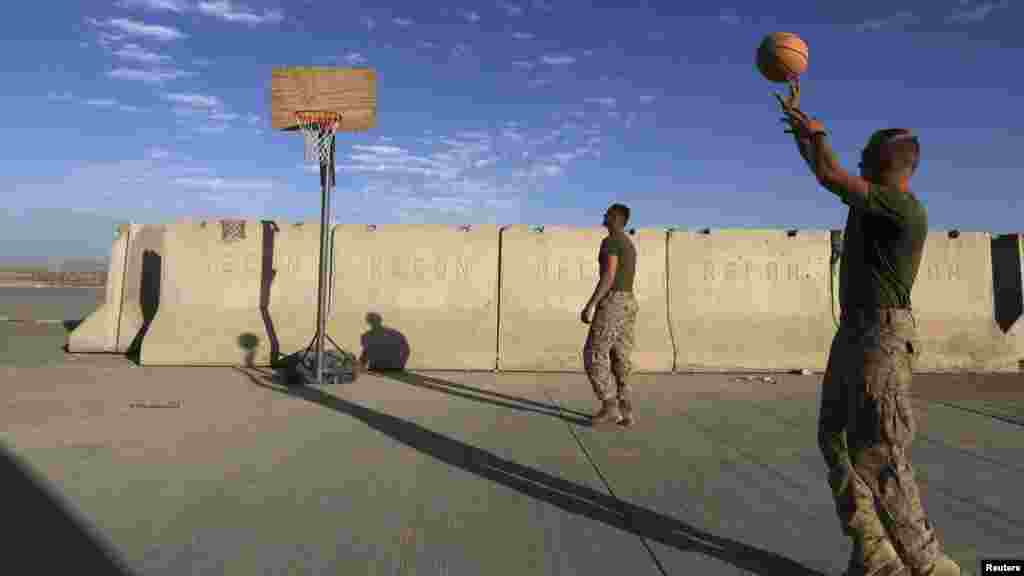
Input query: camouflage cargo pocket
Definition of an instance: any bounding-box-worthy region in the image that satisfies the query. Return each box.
[857,335,917,448]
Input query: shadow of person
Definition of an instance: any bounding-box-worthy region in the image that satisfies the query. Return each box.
[376,370,593,425]
[235,367,827,576]
[359,312,410,371]
[2,442,137,575]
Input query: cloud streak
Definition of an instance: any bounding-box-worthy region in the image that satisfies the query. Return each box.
[855,11,921,32]
[541,54,575,65]
[175,177,275,190]
[106,18,188,41]
[946,0,1010,23]
[197,1,283,25]
[117,0,188,12]
[163,92,223,108]
[108,68,193,83]
[114,43,171,64]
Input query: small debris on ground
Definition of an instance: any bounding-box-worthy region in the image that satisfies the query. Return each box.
[731,375,776,384]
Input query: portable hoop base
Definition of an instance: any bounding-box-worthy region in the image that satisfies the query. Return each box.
[292,111,345,386]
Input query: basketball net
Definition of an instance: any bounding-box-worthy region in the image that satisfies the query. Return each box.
[295,111,341,165]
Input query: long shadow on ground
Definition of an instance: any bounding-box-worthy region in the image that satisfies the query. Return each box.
[375,369,593,425]
[1,442,137,575]
[236,368,826,576]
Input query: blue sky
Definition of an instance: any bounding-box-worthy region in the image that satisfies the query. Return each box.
[2,0,1021,260]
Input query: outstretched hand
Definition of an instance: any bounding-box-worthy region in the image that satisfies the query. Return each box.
[774,77,825,139]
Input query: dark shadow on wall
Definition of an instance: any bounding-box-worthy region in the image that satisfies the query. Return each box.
[238,333,260,368]
[359,312,410,371]
[234,223,281,369]
[992,234,1023,334]
[1,442,138,575]
[126,250,161,364]
[259,221,281,365]
[234,368,827,576]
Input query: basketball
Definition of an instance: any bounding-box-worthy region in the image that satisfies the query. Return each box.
[757,32,808,83]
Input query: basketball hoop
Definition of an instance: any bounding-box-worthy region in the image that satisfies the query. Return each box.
[271,66,377,386]
[295,111,341,165]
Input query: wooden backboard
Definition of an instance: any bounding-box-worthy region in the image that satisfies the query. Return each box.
[270,67,377,131]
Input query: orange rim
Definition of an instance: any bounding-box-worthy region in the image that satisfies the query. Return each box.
[295,110,341,129]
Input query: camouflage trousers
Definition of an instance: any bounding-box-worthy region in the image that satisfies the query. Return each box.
[583,291,639,401]
[818,308,943,574]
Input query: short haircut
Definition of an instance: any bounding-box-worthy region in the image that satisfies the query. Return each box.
[608,203,630,225]
[864,129,920,174]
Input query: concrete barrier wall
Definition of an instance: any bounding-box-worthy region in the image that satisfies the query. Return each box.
[327,224,499,371]
[668,229,836,372]
[75,217,1021,374]
[498,226,674,372]
[908,231,1019,372]
[67,223,130,352]
[141,220,324,366]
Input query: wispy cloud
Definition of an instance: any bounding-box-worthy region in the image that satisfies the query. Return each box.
[175,177,274,190]
[639,95,656,104]
[361,16,376,30]
[18,155,278,220]
[946,0,1010,23]
[417,40,437,49]
[393,17,414,27]
[719,8,741,25]
[85,98,118,108]
[344,52,367,65]
[114,43,171,64]
[108,68,193,83]
[584,97,617,108]
[106,18,188,41]
[117,0,188,12]
[511,31,534,40]
[462,10,481,22]
[147,147,171,160]
[541,54,575,65]
[501,3,523,16]
[353,145,405,155]
[451,43,473,59]
[197,1,283,24]
[512,60,535,69]
[162,92,222,108]
[856,11,921,32]
[532,0,554,13]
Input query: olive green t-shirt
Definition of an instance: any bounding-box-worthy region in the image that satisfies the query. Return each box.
[837,183,928,311]
[600,231,636,292]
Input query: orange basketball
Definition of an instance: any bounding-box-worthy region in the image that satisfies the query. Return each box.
[757,32,808,83]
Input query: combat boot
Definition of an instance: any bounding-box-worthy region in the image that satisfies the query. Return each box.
[592,399,622,426]
[845,535,907,576]
[916,555,961,576]
[618,398,635,427]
